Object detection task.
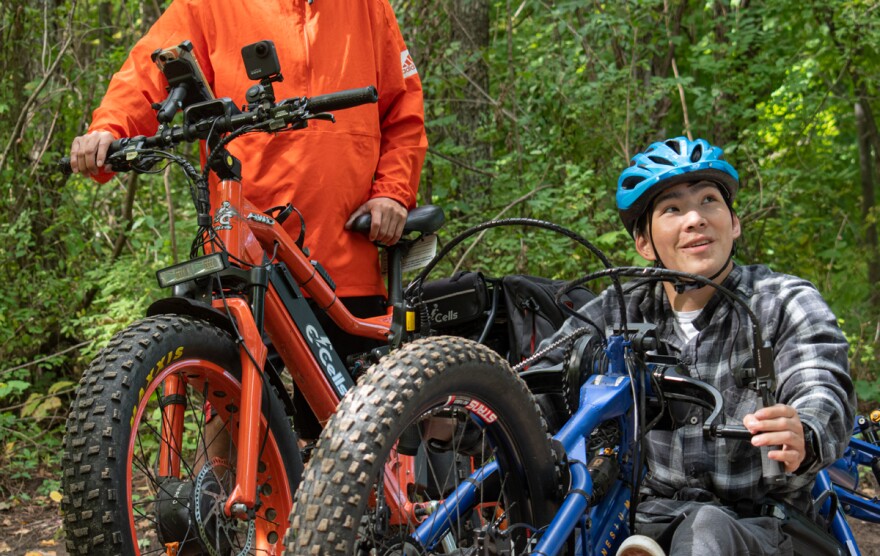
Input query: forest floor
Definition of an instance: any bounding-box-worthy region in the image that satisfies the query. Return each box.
[0,474,878,555]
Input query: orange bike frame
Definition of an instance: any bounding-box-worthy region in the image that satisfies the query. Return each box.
[173,177,416,521]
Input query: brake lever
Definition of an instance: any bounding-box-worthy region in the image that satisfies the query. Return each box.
[304,112,336,123]
[105,139,167,174]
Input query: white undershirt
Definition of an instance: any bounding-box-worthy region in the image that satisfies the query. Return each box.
[672,308,702,343]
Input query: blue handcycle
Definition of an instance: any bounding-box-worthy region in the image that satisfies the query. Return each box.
[287,264,877,555]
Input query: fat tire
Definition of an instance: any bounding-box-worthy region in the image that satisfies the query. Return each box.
[287,336,560,555]
[61,314,302,555]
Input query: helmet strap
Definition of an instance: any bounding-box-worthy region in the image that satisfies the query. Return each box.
[672,251,733,294]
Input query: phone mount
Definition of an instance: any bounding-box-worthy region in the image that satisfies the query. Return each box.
[241,40,284,109]
[151,40,215,124]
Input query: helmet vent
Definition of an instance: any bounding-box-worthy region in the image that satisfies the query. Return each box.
[620,176,644,191]
[648,155,673,166]
[665,140,681,154]
[690,145,703,162]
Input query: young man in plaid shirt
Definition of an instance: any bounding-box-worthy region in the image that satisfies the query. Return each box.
[539,137,854,556]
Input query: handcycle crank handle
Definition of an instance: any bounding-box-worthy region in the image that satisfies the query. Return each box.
[706,423,787,486]
[307,86,378,113]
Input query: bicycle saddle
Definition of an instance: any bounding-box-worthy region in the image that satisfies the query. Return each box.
[351,204,445,236]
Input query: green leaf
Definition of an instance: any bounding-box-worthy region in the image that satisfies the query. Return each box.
[48,380,76,395]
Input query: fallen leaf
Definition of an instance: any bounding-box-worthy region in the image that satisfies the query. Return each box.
[48,491,62,503]
[39,539,57,547]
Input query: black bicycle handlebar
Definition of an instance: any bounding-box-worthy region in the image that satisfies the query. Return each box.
[59,85,379,176]
[307,86,378,113]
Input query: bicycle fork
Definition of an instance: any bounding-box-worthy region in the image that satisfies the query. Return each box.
[161,175,275,519]
[220,297,269,518]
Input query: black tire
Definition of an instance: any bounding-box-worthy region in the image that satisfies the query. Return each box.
[286,336,560,555]
[61,314,303,555]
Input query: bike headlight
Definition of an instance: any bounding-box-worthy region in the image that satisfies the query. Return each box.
[156,253,227,288]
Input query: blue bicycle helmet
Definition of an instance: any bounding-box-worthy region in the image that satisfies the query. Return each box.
[617,137,739,236]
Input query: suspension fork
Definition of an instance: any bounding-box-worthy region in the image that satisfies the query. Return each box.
[158,374,186,478]
[216,297,268,518]
[204,177,271,516]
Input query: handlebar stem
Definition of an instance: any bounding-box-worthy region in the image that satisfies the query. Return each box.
[606,334,628,375]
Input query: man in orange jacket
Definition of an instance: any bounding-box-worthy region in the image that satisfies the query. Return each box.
[69,0,427,438]
[71,0,426,292]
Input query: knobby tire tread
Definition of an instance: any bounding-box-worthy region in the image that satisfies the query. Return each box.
[286,335,560,555]
[61,314,301,555]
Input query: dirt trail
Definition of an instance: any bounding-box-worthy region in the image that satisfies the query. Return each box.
[0,493,877,555]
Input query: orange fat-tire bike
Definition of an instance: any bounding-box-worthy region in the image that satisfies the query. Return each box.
[59,39,443,556]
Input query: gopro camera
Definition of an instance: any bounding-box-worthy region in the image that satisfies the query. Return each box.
[241,40,281,81]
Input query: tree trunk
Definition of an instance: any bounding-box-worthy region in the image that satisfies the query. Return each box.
[392,0,444,206]
[143,0,163,28]
[854,98,880,311]
[450,0,491,207]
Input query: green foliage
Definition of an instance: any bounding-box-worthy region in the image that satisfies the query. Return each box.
[0,0,180,474]
[396,0,879,391]
[0,0,877,476]
[843,319,880,404]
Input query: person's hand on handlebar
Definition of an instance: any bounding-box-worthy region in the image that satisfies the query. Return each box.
[69,130,115,176]
[744,403,807,473]
[345,197,407,245]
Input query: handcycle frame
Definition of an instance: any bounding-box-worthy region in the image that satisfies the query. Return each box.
[409,270,872,556]
[814,418,880,553]
[410,326,655,554]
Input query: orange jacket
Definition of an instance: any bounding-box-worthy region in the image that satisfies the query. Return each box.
[89,0,427,298]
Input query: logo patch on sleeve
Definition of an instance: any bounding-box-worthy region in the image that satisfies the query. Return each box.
[401,49,418,78]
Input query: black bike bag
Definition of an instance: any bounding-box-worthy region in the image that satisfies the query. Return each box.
[419,271,489,330]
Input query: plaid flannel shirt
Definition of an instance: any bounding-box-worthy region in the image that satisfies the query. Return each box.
[537,264,854,513]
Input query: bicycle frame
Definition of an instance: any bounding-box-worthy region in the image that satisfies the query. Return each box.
[158,174,423,523]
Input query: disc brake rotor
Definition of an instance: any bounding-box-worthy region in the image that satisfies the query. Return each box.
[155,459,255,556]
[193,460,255,556]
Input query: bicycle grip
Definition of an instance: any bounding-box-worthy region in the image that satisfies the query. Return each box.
[307,86,379,113]
[59,157,73,175]
[58,138,128,176]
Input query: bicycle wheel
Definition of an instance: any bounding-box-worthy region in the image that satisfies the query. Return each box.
[62,314,303,555]
[287,336,560,555]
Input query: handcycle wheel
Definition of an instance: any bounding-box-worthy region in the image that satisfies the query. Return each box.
[286,336,560,555]
[61,314,303,555]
